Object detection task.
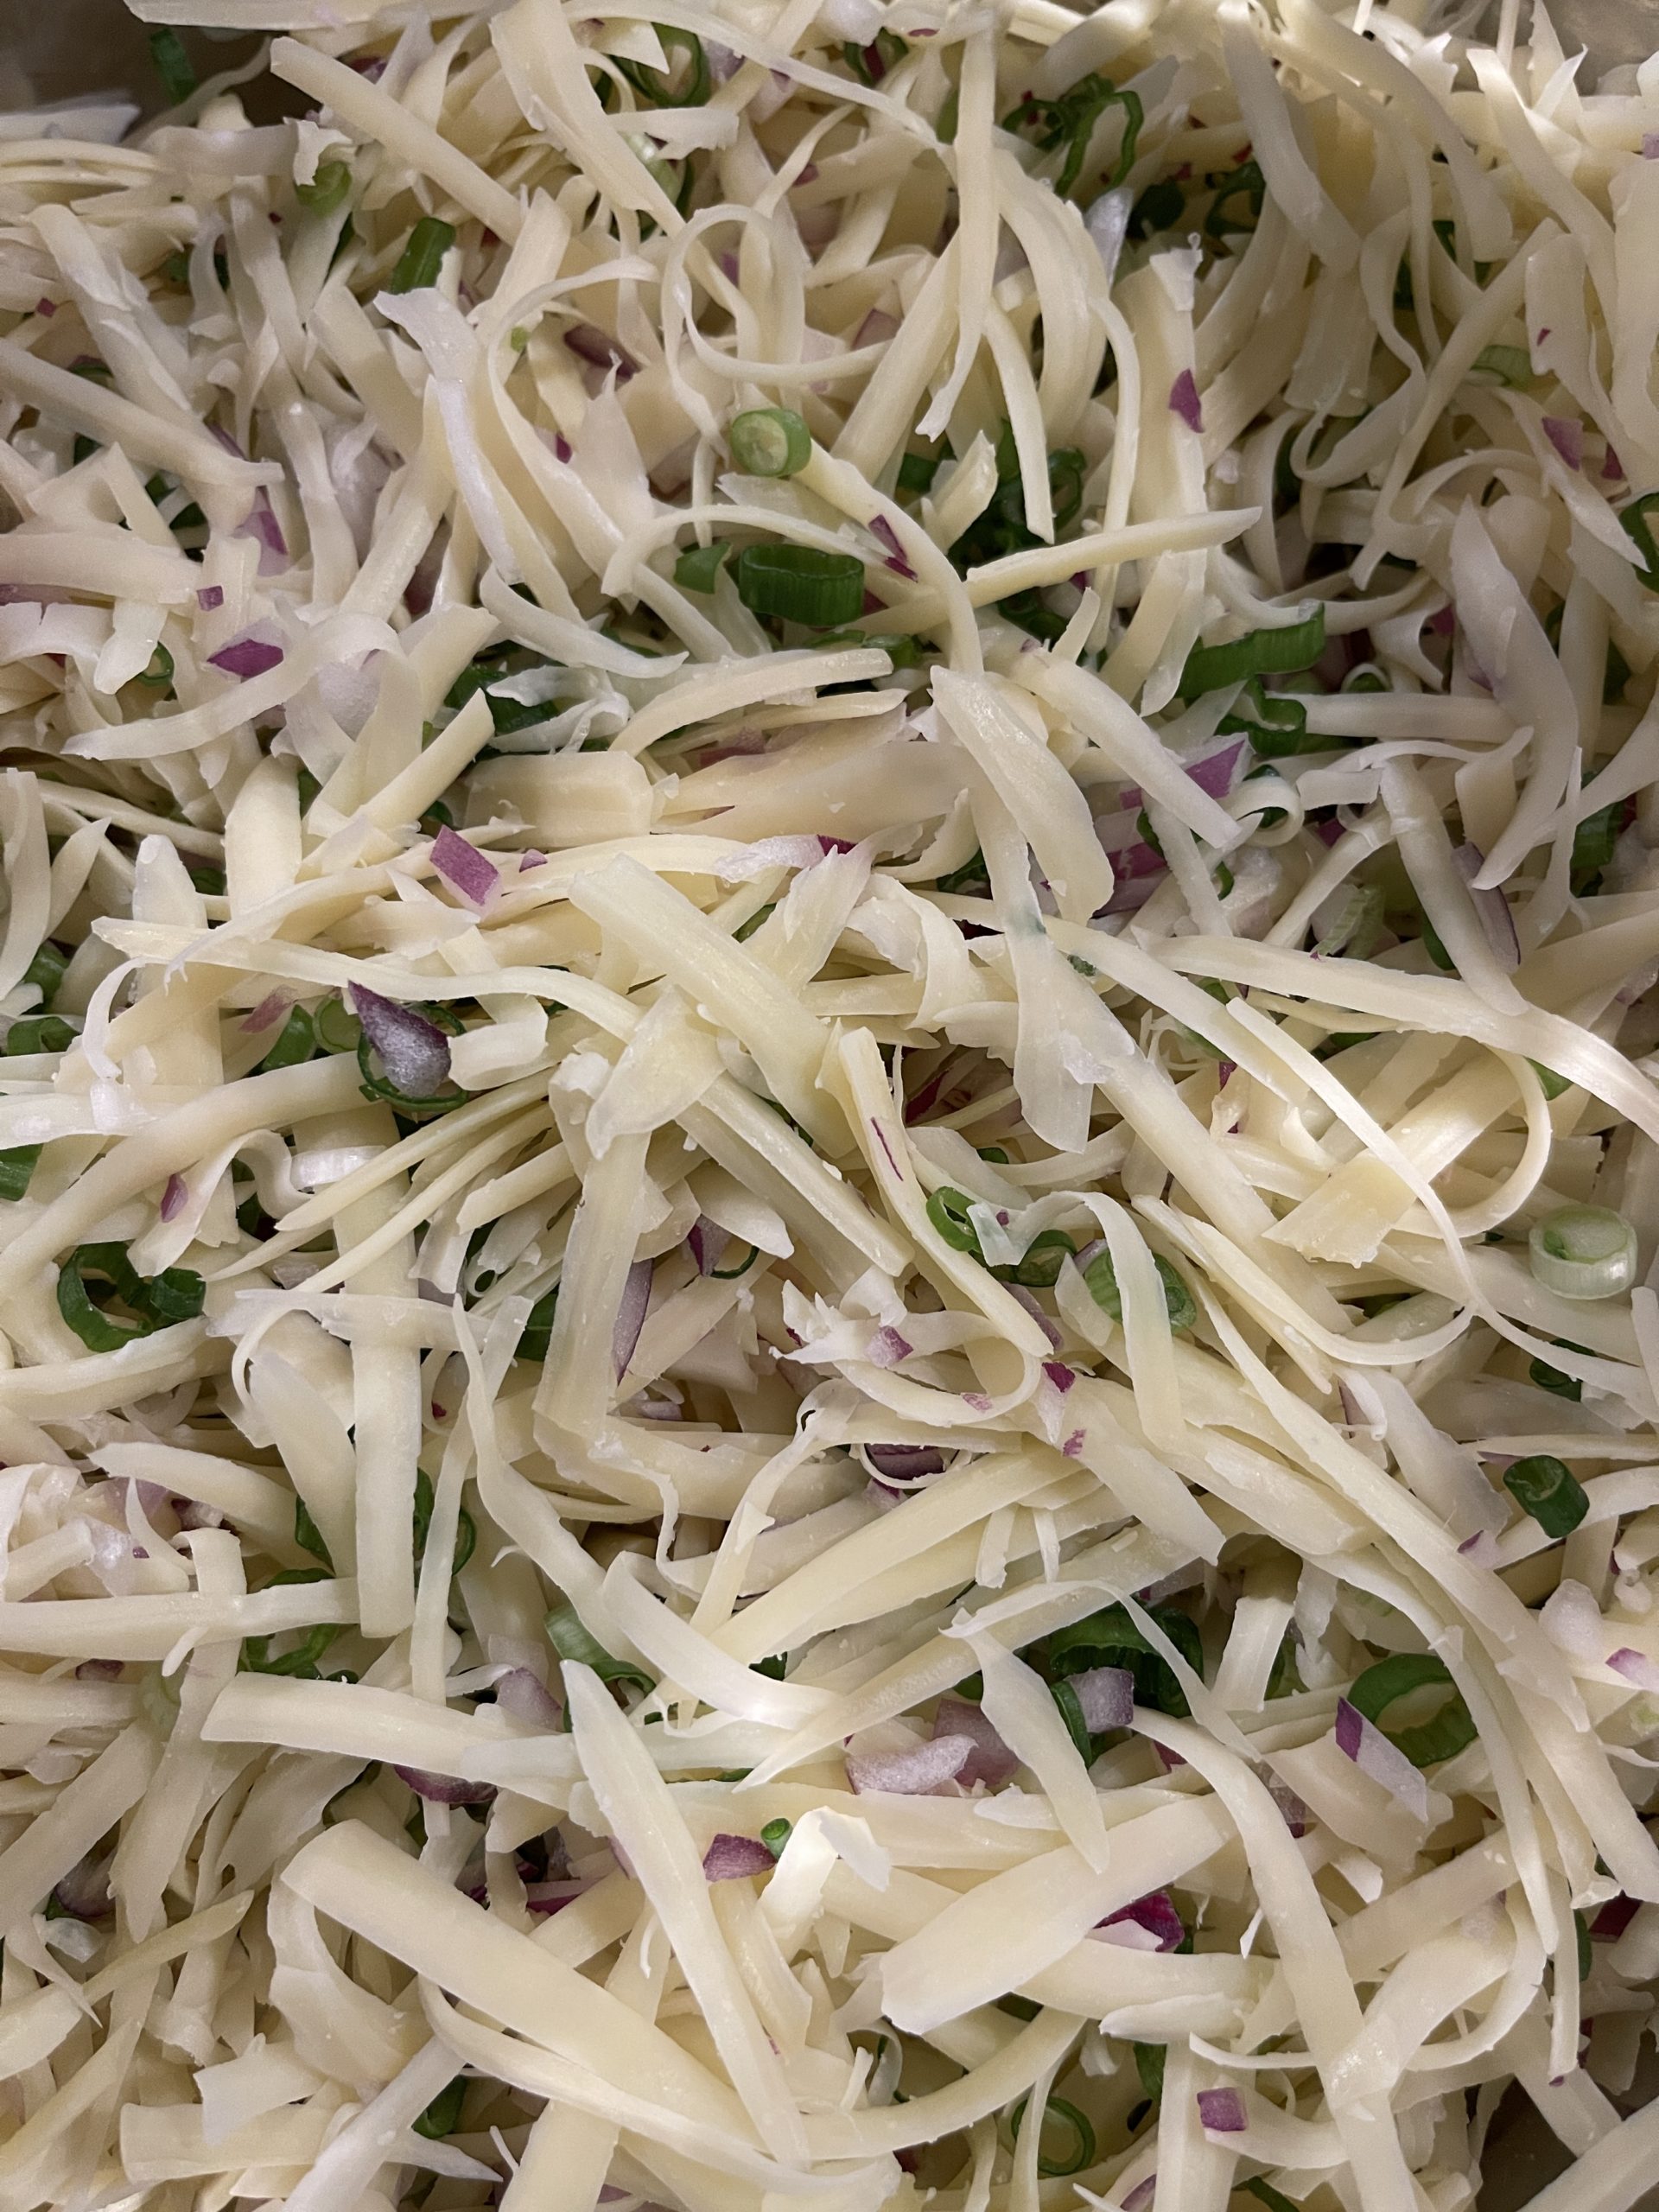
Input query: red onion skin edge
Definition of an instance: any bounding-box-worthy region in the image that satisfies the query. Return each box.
[702,1833,777,1880]
[392,1764,495,1806]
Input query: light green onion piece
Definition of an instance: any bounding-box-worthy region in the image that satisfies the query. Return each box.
[736,543,866,627]
[729,408,811,477]
[1528,1205,1637,1301]
[296,162,352,216]
[388,218,457,296]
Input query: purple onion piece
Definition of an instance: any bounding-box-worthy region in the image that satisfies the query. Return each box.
[865,1325,912,1367]
[1071,1664,1135,1733]
[1451,842,1520,969]
[1593,1894,1640,1940]
[1042,1361,1075,1394]
[1268,1775,1309,1837]
[933,1694,1017,1787]
[176,1499,225,1530]
[1100,1888,1184,1950]
[1168,369,1203,432]
[236,490,289,574]
[161,1173,188,1223]
[702,1833,777,1880]
[1122,2179,1157,2212]
[869,513,916,579]
[687,1217,728,1277]
[613,1256,652,1379]
[430,824,499,908]
[1542,416,1584,470]
[563,326,636,379]
[1006,1282,1061,1347]
[392,1764,496,1806]
[197,584,225,612]
[1334,1699,1428,1821]
[519,849,547,871]
[864,1443,946,1483]
[208,636,284,681]
[1196,2086,1247,2133]
[349,985,452,1096]
[75,1658,124,1681]
[855,308,897,347]
[52,1851,114,1921]
[1608,1648,1659,1692]
[241,990,289,1033]
[493,1667,563,1730]
[847,1735,972,1795]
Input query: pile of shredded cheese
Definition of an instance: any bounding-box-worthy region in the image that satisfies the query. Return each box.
[4,0,1659,2204]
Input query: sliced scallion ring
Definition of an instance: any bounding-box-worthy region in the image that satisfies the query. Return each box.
[1503,1453,1589,1539]
[730,408,811,477]
[1528,1205,1637,1301]
[1008,2091,1097,2177]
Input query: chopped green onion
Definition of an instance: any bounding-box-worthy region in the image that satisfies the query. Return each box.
[545,1601,655,1694]
[1619,492,1659,593]
[412,1468,475,1576]
[259,1006,315,1071]
[1530,1349,1584,1402]
[1129,176,1185,237]
[734,902,775,943]
[673,539,730,593]
[6,1015,73,1056]
[1503,1453,1589,1539]
[925,1186,981,1254]
[1046,1602,1201,1719]
[148,28,197,105]
[413,2076,467,2139]
[735,543,865,627]
[388,218,457,296]
[1342,663,1389,693]
[709,1242,760,1280]
[1571,798,1624,894]
[517,1286,559,1363]
[23,941,67,1007]
[1133,2040,1166,2101]
[1421,915,1455,972]
[843,29,907,86]
[56,1243,206,1353]
[136,645,174,689]
[995,1229,1076,1290]
[1050,1678,1095,1762]
[296,161,352,215]
[1083,1248,1196,1332]
[0,1146,41,1202]
[897,450,942,497]
[729,408,811,478]
[1003,77,1141,198]
[1241,2179,1302,2212]
[1471,344,1532,385]
[1008,2091,1096,2177]
[619,26,710,105]
[314,995,361,1054]
[1346,1652,1477,1769]
[1529,1205,1637,1301]
[935,848,989,895]
[1204,156,1265,238]
[1528,1060,1571,1101]
[242,1619,341,1680]
[934,86,959,143]
[760,1817,792,1859]
[294,1499,334,1570]
[1178,607,1326,699]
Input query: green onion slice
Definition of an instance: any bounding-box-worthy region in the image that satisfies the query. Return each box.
[1528,1205,1637,1302]
[1620,491,1659,592]
[925,1186,982,1255]
[296,162,352,215]
[729,407,811,478]
[618,26,710,106]
[1503,1453,1589,1539]
[735,543,866,627]
[0,1146,42,1203]
[1346,1652,1477,1769]
[674,539,730,593]
[388,217,458,296]
[149,28,197,105]
[1083,1248,1196,1331]
[1008,2091,1097,2177]
[1178,607,1326,699]
[545,1601,655,1694]
[56,1243,206,1352]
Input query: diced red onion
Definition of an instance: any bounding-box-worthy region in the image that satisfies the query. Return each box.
[706,40,741,79]
[176,1499,225,1530]
[1168,370,1203,433]
[1197,2087,1248,2133]
[1644,132,1659,158]
[848,1735,972,1794]
[869,513,915,579]
[613,1256,652,1379]
[1542,416,1583,471]
[1334,1698,1428,1821]
[702,1833,777,1880]
[1451,842,1520,969]
[962,1390,993,1414]
[493,1667,563,1730]
[53,1851,114,1921]
[197,584,224,611]
[855,308,898,347]
[1042,1361,1075,1394]
[1604,444,1625,481]
[524,1880,584,1916]
[35,297,56,317]
[1608,1648,1659,1693]
[1006,1282,1061,1348]
[1122,2177,1157,2212]
[236,490,289,574]
[392,1764,495,1805]
[208,636,284,680]
[430,824,499,908]
[160,1173,188,1223]
[75,1659,123,1681]
[519,849,547,871]
[564,326,636,380]
[687,1217,729,1277]
[1071,1664,1135,1733]
[1427,603,1456,637]
[866,1325,912,1367]
[1098,1888,1185,1952]
[349,985,452,1096]
[241,990,289,1033]
[864,1443,946,1483]
[933,1694,1018,1787]
[1313,817,1345,847]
